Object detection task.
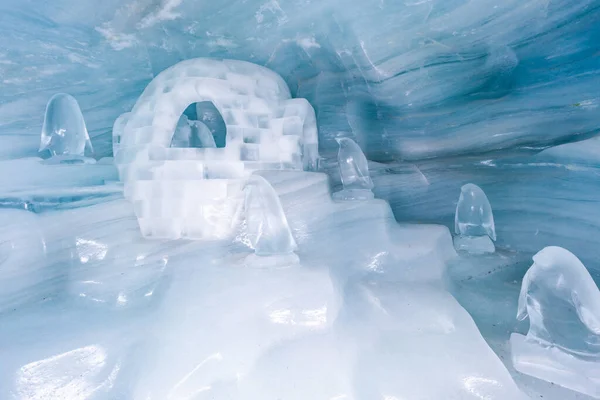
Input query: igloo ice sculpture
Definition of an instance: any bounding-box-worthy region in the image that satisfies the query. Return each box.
[113,58,319,240]
[511,246,600,398]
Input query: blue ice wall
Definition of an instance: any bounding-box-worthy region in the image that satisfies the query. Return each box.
[1,0,600,266]
[2,0,599,159]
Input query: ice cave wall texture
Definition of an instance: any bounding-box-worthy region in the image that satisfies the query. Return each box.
[2,0,600,399]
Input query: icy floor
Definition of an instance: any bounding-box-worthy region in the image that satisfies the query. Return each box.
[0,167,592,399]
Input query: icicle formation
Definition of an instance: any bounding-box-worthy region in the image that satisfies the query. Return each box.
[453,183,496,254]
[332,137,374,201]
[511,246,600,398]
[40,93,93,164]
[243,174,299,266]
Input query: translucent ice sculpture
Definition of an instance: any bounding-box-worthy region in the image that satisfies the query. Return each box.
[243,174,299,267]
[40,93,94,164]
[511,246,600,398]
[453,183,496,254]
[113,58,319,240]
[332,137,374,201]
[171,115,216,149]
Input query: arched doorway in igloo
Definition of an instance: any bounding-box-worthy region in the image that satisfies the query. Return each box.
[170,102,227,149]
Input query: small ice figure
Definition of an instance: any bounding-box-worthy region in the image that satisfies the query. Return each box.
[511,246,600,398]
[40,93,94,164]
[171,115,216,148]
[332,137,374,201]
[243,175,299,267]
[453,183,496,254]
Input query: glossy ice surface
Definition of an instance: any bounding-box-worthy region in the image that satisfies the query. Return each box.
[511,246,600,398]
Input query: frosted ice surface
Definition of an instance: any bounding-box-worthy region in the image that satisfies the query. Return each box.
[454,183,496,254]
[133,251,338,399]
[0,210,48,313]
[511,246,600,398]
[114,58,319,240]
[477,46,519,99]
[332,137,374,201]
[40,93,94,164]
[243,174,298,265]
[69,242,169,309]
[345,280,529,400]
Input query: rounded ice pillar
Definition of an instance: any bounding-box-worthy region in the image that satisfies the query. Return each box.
[453,183,496,254]
[40,93,94,164]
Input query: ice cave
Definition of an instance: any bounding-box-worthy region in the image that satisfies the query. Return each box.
[1,0,600,399]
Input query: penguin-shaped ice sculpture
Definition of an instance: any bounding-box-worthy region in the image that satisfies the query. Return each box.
[40,93,94,164]
[243,174,299,267]
[510,246,600,398]
[453,183,496,254]
[171,115,217,149]
[332,137,374,201]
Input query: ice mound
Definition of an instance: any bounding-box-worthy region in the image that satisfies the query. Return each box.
[511,246,600,398]
[132,248,338,399]
[113,58,319,240]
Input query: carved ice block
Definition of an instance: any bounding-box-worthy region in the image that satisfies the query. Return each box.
[453,183,496,254]
[511,246,600,398]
